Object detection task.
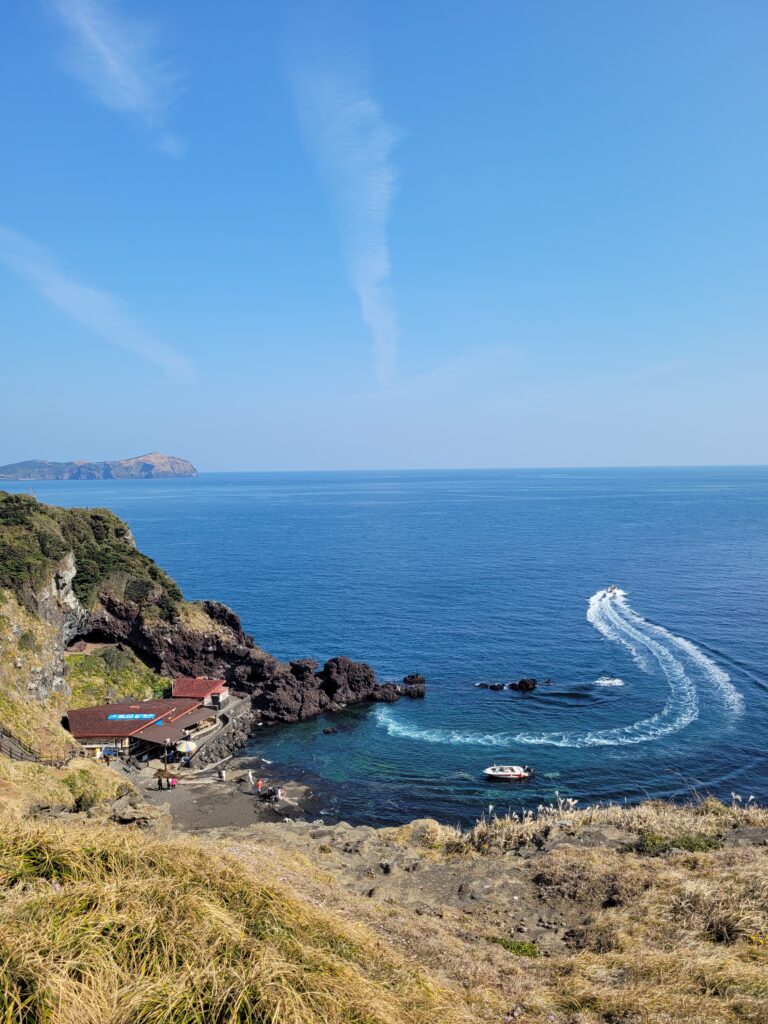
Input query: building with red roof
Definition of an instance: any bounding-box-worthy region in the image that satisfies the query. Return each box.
[65,697,219,760]
[172,676,229,707]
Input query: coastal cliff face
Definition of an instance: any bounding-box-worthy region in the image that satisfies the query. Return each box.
[0,452,197,480]
[0,491,424,732]
[87,594,425,723]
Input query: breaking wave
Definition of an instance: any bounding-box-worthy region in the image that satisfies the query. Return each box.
[594,677,624,687]
[375,588,742,749]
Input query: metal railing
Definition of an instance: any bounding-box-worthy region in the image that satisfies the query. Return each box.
[0,726,77,768]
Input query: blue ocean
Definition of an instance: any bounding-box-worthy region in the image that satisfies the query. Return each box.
[7,468,768,826]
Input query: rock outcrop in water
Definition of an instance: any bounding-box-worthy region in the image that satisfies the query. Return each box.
[508,677,538,692]
[476,677,541,692]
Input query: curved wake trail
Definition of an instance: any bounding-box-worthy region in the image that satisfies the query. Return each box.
[375,588,742,749]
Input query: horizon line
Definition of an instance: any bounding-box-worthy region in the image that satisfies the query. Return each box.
[2,462,767,480]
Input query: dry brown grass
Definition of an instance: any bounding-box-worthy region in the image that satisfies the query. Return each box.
[407,794,768,855]
[521,845,768,1022]
[2,801,764,1023]
[0,755,132,818]
[0,816,473,1024]
[353,800,768,1022]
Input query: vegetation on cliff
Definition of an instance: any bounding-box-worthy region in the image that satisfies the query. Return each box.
[65,646,168,708]
[232,797,768,1024]
[0,491,182,614]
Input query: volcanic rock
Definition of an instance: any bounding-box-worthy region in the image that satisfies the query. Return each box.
[508,677,538,692]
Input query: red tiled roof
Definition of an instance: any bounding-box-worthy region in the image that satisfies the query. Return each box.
[172,676,227,699]
[66,699,201,739]
[139,707,218,745]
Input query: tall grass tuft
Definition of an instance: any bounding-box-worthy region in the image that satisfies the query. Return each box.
[408,795,768,855]
[0,818,467,1024]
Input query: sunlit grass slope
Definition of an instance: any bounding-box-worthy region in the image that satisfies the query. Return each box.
[0,817,471,1024]
[65,646,168,707]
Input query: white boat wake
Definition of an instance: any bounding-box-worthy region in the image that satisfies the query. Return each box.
[375,588,743,749]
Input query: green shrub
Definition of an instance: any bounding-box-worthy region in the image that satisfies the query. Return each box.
[66,647,168,707]
[487,936,541,957]
[635,831,721,856]
[17,631,38,653]
[674,834,722,852]
[61,766,131,811]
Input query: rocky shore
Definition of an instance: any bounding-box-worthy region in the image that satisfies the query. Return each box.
[89,593,427,725]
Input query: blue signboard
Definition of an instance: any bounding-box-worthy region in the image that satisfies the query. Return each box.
[107,713,156,721]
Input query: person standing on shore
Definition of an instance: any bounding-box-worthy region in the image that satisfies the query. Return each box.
[247,769,254,788]
[170,776,177,791]
[257,778,263,794]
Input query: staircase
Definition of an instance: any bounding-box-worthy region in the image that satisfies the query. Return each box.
[0,726,76,768]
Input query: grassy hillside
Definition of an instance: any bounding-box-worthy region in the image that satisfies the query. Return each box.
[0,817,470,1024]
[0,491,182,615]
[0,756,131,818]
[229,798,768,1024]
[65,646,169,708]
[389,799,768,1022]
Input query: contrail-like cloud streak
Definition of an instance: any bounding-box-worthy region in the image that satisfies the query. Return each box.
[50,0,181,154]
[293,68,400,385]
[0,225,188,376]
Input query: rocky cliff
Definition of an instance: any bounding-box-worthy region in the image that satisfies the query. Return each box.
[0,491,425,733]
[86,595,425,723]
[0,452,197,480]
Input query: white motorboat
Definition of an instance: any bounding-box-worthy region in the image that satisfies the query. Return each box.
[483,764,534,780]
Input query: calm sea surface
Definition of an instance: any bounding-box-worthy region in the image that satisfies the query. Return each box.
[7,468,768,825]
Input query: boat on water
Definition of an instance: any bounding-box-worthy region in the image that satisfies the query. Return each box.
[483,764,535,780]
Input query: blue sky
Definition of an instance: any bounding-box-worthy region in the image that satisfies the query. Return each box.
[1,0,766,470]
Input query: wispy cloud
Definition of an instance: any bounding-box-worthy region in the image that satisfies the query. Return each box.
[292,66,400,385]
[0,225,188,376]
[50,0,181,154]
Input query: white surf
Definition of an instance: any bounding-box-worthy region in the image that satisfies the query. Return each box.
[375,588,741,748]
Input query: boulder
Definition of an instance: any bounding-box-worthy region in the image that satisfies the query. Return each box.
[373,683,401,703]
[399,673,426,698]
[290,659,319,682]
[318,656,379,703]
[109,794,170,831]
[508,677,538,692]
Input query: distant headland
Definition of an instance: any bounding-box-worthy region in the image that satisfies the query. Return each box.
[0,452,198,480]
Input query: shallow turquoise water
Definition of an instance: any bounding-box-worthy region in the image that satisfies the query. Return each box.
[8,467,768,825]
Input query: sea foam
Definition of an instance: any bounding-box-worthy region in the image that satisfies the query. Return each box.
[375,587,741,749]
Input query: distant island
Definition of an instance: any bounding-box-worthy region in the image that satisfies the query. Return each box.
[0,452,198,481]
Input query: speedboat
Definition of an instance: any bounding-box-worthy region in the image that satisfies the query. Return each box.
[483,764,534,780]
